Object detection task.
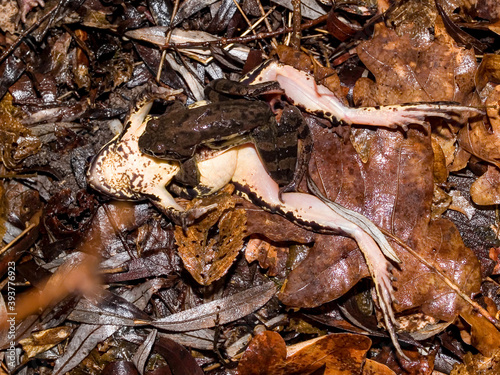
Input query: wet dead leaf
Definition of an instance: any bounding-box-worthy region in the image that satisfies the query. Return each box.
[280,115,481,321]
[283,334,371,374]
[461,310,500,357]
[175,185,247,285]
[470,165,500,205]
[19,326,73,359]
[237,331,287,375]
[244,200,315,244]
[237,332,372,375]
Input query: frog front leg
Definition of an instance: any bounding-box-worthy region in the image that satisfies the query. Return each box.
[87,98,214,227]
[230,144,404,358]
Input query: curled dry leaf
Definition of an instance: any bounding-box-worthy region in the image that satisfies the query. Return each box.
[470,165,500,205]
[460,310,500,357]
[175,185,247,285]
[459,84,500,170]
[245,236,288,277]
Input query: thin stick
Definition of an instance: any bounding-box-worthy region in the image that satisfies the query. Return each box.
[256,0,278,48]
[160,14,328,49]
[0,4,60,65]
[381,228,500,330]
[289,0,302,49]
[156,0,180,83]
[0,222,36,257]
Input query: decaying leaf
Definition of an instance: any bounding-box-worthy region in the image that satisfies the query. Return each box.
[175,185,247,285]
[151,282,276,331]
[18,326,73,359]
[245,236,288,277]
[236,331,286,375]
[0,93,40,168]
[237,332,372,375]
[355,21,477,106]
[470,165,500,205]
[459,84,500,170]
[280,118,481,320]
[1,0,499,371]
[460,310,500,357]
[450,351,500,374]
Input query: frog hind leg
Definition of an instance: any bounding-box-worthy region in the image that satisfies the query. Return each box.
[231,144,406,359]
[244,61,483,129]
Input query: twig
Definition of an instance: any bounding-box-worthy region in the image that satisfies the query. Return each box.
[381,228,500,330]
[290,0,302,49]
[256,0,278,48]
[160,14,328,49]
[0,222,36,257]
[102,204,136,259]
[0,4,60,65]
[156,0,180,83]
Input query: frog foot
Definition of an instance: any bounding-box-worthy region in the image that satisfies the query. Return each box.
[372,261,404,359]
[344,103,484,131]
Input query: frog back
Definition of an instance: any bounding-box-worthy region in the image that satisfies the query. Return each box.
[139,99,274,160]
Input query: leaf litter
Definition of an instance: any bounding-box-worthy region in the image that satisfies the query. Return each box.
[0,0,500,374]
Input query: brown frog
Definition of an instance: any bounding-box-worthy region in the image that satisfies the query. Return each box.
[138,79,312,199]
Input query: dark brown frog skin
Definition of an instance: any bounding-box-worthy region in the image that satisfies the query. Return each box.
[138,79,312,197]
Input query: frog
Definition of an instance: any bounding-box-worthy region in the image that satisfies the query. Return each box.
[138,79,312,200]
[87,59,483,360]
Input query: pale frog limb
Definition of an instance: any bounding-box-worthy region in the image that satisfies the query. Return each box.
[87,99,214,227]
[226,145,405,358]
[242,60,483,129]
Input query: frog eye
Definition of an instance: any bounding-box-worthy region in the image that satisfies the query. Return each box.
[148,120,160,131]
[153,143,166,155]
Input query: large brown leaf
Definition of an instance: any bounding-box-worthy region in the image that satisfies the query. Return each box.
[355,21,476,105]
[281,115,481,320]
[237,332,372,375]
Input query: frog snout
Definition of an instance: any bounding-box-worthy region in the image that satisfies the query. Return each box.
[138,135,166,156]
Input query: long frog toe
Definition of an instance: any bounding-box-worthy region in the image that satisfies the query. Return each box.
[278,183,299,203]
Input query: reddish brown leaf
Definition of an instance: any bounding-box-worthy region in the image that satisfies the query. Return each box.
[461,310,500,357]
[283,334,371,375]
[175,185,247,285]
[470,165,500,205]
[459,85,500,170]
[362,359,396,375]
[237,331,287,375]
[280,113,481,320]
[356,21,477,105]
